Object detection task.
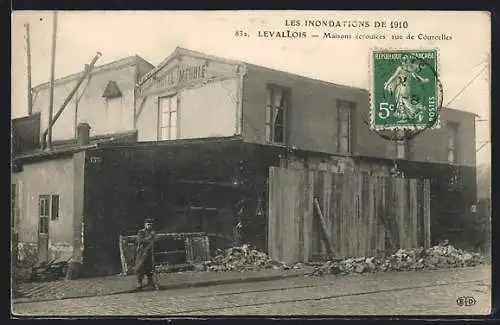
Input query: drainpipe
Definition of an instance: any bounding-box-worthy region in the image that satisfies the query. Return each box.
[236,65,247,136]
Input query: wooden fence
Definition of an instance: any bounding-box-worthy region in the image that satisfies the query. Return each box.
[268,167,431,264]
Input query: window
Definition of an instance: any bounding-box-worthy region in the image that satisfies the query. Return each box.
[51,195,60,221]
[102,81,122,99]
[337,100,353,154]
[447,122,459,164]
[39,195,60,230]
[159,95,178,140]
[396,140,410,160]
[265,85,289,144]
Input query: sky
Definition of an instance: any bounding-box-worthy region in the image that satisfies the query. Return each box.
[11,11,491,165]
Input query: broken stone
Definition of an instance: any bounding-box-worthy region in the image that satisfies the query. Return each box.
[311,242,485,277]
[355,264,366,273]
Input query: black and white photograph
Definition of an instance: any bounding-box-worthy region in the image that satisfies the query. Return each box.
[10,10,491,317]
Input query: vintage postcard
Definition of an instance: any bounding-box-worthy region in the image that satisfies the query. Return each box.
[11,10,491,317]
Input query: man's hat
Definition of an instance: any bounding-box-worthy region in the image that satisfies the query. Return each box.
[144,218,153,223]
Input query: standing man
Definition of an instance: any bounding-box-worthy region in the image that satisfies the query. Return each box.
[134,217,156,290]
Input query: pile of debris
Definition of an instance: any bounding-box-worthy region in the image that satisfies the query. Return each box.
[195,245,300,272]
[29,258,70,282]
[312,242,485,276]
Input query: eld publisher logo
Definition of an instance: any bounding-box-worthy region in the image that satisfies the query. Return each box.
[456,296,477,307]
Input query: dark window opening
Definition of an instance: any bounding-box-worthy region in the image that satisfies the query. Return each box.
[51,195,60,221]
[102,80,123,99]
[266,85,290,144]
[447,122,459,164]
[337,100,354,154]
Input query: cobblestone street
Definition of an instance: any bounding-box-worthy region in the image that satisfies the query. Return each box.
[13,265,491,316]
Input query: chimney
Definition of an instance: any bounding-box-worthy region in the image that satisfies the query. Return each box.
[76,122,91,145]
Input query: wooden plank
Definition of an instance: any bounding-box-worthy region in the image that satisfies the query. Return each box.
[375,176,384,256]
[119,235,128,274]
[296,170,302,262]
[324,172,333,254]
[297,170,305,263]
[269,167,277,260]
[330,173,340,257]
[416,179,424,247]
[356,173,361,256]
[313,171,323,255]
[303,170,314,262]
[372,176,378,256]
[409,179,418,248]
[313,198,339,256]
[349,172,356,257]
[284,168,293,263]
[423,178,431,248]
[336,173,346,257]
[404,179,410,248]
[284,168,291,263]
[393,178,405,248]
[267,167,275,260]
[380,176,387,255]
[275,167,283,261]
[385,176,396,251]
[343,172,351,256]
[368,176,376,256]
[360,174,365,257]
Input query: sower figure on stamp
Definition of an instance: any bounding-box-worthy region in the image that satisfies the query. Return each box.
[383,55,430,120]
[134,217,156,290]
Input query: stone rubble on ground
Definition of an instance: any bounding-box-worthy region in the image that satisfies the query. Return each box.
[194,244,301,272]
[156,241,484,275]
[311,242,486,276]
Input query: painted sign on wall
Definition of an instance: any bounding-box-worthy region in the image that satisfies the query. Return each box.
[141,63,209,94]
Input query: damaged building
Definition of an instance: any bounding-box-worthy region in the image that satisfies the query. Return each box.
[11,47,477,277]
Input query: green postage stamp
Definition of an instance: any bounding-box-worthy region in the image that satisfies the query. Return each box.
[370,49,441,131]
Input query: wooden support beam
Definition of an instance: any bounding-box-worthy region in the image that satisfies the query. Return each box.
[423,179,431,248]
[118,235,128,275]
[313,198,339,257]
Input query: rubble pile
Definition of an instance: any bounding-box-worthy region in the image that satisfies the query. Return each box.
[312,243,485,276]
[195,245,300,272]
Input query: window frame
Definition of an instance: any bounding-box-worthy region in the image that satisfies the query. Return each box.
[396,140,411,160]
[265,84,289,145]
[38,194,60,232]
[337,100,353,154]
[50,195,60,221]
[446,122,459,164]
[158,94,179,141]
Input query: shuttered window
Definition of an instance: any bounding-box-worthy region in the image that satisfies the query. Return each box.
[337,100,354,154]
[159,95,178,140]
[265,85,289,144]
[447,122,459,164]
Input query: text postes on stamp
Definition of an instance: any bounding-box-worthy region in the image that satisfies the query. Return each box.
[370,49,440,131]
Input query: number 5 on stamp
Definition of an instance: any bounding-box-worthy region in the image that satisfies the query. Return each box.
[370,49,440,131]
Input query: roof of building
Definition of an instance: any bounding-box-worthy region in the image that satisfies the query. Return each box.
[14,130,138,162]
[139,47,368,93]
[33,55,154,91]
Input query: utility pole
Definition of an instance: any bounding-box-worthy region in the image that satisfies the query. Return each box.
[47,11,58,150]
[25,23,33,116]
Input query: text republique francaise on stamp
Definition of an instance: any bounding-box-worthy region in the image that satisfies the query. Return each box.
[370,49,441,131]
